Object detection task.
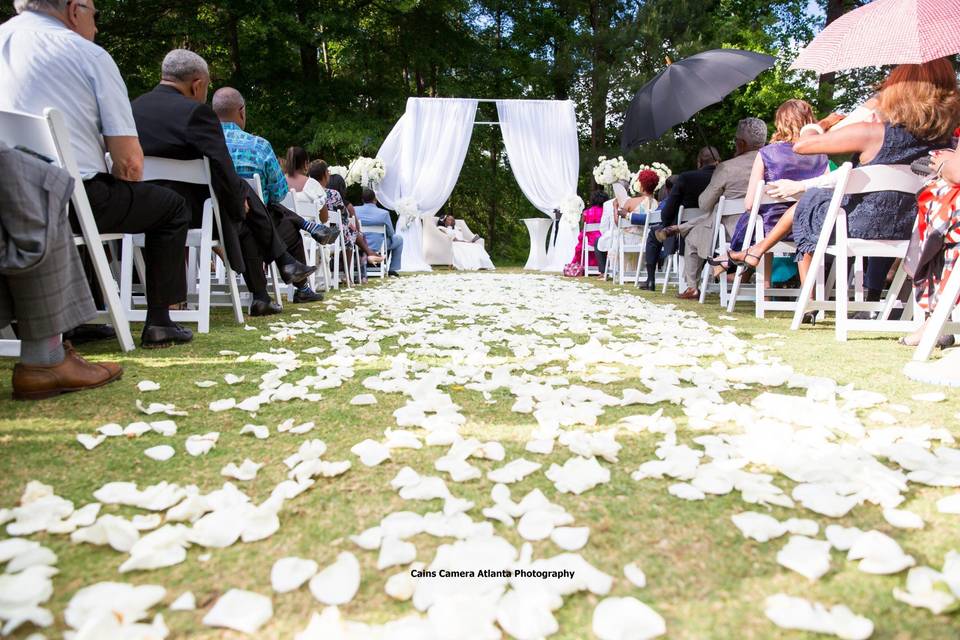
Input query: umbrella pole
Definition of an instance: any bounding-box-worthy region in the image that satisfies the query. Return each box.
[694,119,719,162]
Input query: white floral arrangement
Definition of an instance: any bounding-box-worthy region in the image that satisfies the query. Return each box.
[346,157,386,188]
[558,195,585,230]
[592,156,631,186]
[395,196,419,231]
[328,165,348,180]
[631,162,672,194]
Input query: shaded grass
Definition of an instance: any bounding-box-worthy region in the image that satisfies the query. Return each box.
[0,270,957,639]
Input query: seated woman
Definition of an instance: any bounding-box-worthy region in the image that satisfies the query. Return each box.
[565,190,607,275]
[284,146,310,192]
[438,214,494,271]
[323,171,383,281]
[710,99,829,282]
[618,169,660,228]
[725,60,960,308]
[901,143,960,349]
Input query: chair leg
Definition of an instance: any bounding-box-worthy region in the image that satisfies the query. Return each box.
[699,265,710,304]
[914,267,960,361]
[835,253,849,341]
[727,267,743,313]
[91,238,135,352]
[120,234,134,316]
[880,265,907,321]
[755,255,766,319]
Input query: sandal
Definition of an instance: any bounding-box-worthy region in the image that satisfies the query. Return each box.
[730,250,762,273]
[706,255,730,269]
[801,312,817,326]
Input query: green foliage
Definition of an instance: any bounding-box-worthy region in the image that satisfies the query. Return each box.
[9,0,846,261]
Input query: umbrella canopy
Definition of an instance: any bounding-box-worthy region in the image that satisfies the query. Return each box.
[620,49,775,152]
[791,0,960,75]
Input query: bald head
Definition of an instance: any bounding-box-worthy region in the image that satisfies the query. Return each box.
[212,87,246,127]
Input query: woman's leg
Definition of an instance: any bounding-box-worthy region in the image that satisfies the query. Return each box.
[728,204,798,267]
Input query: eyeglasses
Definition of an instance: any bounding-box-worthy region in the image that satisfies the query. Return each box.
[70,1,100,19]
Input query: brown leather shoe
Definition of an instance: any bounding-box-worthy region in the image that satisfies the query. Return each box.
[12,342,122,400]
[676,287,700,300]
[655,225,680,243]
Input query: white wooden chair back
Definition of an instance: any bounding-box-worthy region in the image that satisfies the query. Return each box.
[363,223,390,278]
[124,156,243,331]
[698,197,746,304]
[579,222,603,275]
[0,107,134,353]
[726,184,797,315]
[791,163,924,339]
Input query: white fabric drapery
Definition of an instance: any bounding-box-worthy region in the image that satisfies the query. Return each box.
[376,98,478,272]
[495,100,580,271]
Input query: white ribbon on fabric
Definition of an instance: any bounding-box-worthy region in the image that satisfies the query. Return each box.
[376,98,479,272]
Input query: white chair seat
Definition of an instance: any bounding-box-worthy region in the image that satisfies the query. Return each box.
[829,238,908,257]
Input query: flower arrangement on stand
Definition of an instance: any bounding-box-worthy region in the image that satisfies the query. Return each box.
[346,157,386,189]
[558,195,586,230]
[395,197,419,232]
[631,162,672,195]
[592,156,631,186]
[328,165,348,180]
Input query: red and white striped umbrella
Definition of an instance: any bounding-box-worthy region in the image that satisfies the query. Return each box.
[791,0,960,75]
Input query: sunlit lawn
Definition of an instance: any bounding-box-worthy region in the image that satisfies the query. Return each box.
[0,269,957,639]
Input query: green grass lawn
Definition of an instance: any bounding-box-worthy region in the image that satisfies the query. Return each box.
[0,269,957,639]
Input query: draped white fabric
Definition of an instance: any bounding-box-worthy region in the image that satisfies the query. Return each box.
[495,100,579,218]
[376,98,478,272]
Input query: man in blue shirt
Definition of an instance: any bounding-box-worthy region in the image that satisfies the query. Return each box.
[212,87,334,302]
[355,189,402,276]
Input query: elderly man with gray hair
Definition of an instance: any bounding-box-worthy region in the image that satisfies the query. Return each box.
[132,50,317,317]
[0,0,195,348]
[657,117,768,299]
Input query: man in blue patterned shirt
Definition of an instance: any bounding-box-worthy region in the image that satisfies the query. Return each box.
[213,87,336,302]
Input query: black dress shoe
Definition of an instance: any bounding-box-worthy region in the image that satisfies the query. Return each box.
[644,278,656,291]
[309,225,340,246]
[250,299,282,316]
[141,323,193,348]
[293,287,324,303]
[388,270,400,278]
[279,261,317,287]
[63,324,117,345]
[322,224,340,244]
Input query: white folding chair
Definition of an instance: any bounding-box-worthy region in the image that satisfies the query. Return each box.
[913,267,960,361]
[727,185,799,317]
[698,197,746,305]
[363,223,391,278]
[580,222,602,275]
[244,175,288,304]
[662,206,704,293]
[0,107,135,354]
[120,157,244,333]
[791,163,924,340]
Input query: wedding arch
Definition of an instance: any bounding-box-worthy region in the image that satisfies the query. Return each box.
[373,97,580,272]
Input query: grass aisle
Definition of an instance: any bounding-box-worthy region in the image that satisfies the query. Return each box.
[0,269,957,639]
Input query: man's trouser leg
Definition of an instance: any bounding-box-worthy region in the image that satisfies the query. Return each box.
[388,235,404,272]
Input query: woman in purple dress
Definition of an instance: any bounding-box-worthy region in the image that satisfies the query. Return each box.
[711,100,828,279]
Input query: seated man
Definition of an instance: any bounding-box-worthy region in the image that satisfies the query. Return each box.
[658,117,767,299]
[355,189,402,276]
[0,142,122,399]
[212,86,339,302]
[0,0,193,347]
[131,50,316,317]
[639,146,719,291]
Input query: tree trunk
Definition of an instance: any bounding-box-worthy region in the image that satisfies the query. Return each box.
[295,0,319,83]
[226,13,241,76]
[588,0,610,153]
[487,5,505,253]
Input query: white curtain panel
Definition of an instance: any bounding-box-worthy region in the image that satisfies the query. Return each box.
[376,98,478,271]
[495,99,579,217]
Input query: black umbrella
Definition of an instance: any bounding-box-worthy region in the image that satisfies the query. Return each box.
[620,49,775,152]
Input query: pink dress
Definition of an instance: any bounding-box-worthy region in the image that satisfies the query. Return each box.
[567,205,604,268]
